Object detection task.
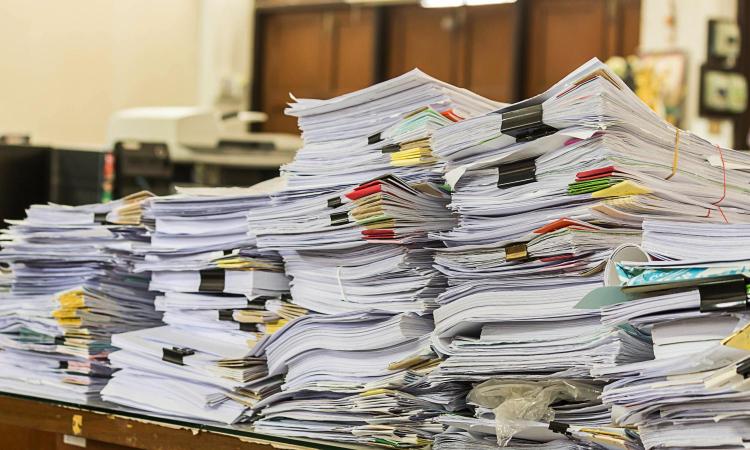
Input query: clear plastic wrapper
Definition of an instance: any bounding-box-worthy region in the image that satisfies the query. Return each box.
[468,380,601,446]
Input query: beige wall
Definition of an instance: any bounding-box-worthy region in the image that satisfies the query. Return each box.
[198,0,254,111]
[0,0,201,147]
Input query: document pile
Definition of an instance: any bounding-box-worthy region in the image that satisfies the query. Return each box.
[435,379,630,450]
[0,193,161,402]
[253,174,455,251]
[585,227,750,450]
[250,72,499,446]
[426,57,750,449]
[282,69,501,190]
[253,312,454,446]
[430,59,673,389]
[101,189,291,423]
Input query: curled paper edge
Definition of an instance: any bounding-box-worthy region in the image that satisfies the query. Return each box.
[604,243,650,287]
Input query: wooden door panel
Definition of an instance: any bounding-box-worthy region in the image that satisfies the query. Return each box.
[525,0,610,97]
[330,8,376,96]
[255,1,640,131]
[386,6,459,83]
[464,4,516,102]
[260,10,332,133]
[258,8,375,133]
[619,0,641,55]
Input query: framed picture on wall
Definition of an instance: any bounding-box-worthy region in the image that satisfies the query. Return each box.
[637,51,688,127]
[699,65,748,118]
[707,19,741,66]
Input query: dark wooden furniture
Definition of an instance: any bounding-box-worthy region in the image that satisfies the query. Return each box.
[252,0,642,132]
[255,7,377,134]
[523,0,641,97]
[0,392,358,450]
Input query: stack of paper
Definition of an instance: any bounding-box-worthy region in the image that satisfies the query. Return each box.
[430,60,750,368]
[246,71,501,446]
[337,175,455,244]
[251,174,455,251]
[587,250,750,450]
[435,379,613,447]
[283,69,502,190]
[424,57,750,448]
[253,312,465,446]
[0,195,161,402]
[642,219,750,260]
[279,245,445,315]
[435,59,750,250]
[249,70,498,251]
[101,189,291,423]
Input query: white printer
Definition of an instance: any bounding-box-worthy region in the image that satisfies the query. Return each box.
[106,107,300,168]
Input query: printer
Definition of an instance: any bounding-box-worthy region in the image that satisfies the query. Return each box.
[107,106,300,166]
[106,107,301,195]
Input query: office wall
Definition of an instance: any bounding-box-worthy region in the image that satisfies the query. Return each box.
[0,0,202,147]
[198,0,255,112]
[640,0,737,147]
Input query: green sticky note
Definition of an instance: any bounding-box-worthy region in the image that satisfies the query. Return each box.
[574,286,644,309]
[567,178,617,195]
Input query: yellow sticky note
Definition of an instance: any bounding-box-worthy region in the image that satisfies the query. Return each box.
[591,180,652,198]
[264,319,288,334]
[58,290,85,308]
[360,388,393,397]
[72,414,83,435]
[722,322,750,351]
[390,148,435,167]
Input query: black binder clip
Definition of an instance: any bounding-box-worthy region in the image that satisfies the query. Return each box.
[238,323,256,332]
[327,197,343,208]
[697,276,749,313]
[500,103,558,142]
[162,347,195,366]
[380,144,401,154]
[497,158,537,189]
[548,421,571,435]
[198,268,225,293]
[736,358,750,379]
[54,336,66,345]
[94,212,108,224]
[368,132,383,145]
[59,361,69,370]
[330,211,350,226]
[218,309,234,321]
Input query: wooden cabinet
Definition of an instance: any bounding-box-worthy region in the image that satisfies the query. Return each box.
[255,7,377,134]
[524,0,640,97]
[464,5,517,102]
[253,0,642,132]
[385,4,516,102]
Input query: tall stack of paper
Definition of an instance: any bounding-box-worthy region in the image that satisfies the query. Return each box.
[0,193,161,402]
[430,59,668,384]
[585,236,750,450]
[249,72,499,446]
[251,174,456,252]
[427,57,750,448]
[282,69,502,191]
[102,187,291,423]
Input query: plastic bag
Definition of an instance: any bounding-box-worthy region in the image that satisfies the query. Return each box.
[467,379,601,446]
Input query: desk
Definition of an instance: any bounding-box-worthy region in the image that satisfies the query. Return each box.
[0,392,363,450]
